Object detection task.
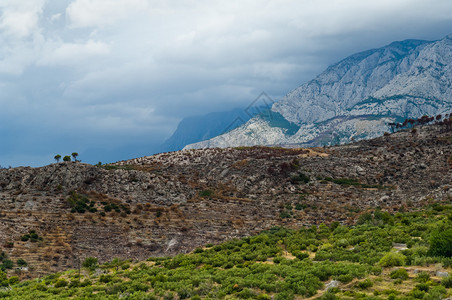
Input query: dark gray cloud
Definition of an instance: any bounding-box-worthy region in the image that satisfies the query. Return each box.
[1,0,452,167]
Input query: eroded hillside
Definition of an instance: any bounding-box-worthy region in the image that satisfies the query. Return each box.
[0,125,451,278]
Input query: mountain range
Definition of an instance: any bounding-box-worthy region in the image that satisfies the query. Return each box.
[184,34,452,149]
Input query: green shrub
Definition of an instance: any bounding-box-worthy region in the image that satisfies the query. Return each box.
[429,229,452,257]
[238,288,257,299]
[379,252,406,267]
[54,279,68,288]
[290,172,310,184]
[292,250,309,260]
[295,203,306,210]
[35,283,47,291]
[319,290,338,300]
[105,283,123,295]
[82,257,98,270]
[441,276,452,288]
[8,276,19,285]
[80,279,92,287]
[68,280,79,288]
[427,286,447,299]
[390,268,409,280]
[273,256,283,264]
[335,238,349,248]
[356,279,373,289]
[0,270,6,282]
[16,259,27,267]
[415,283,429,292]
[199,190,213,198]
[279,211,291,218]
[415,271,430,283]
[336,273,354,283]
[20,230,42,243]
[163,292,175,300]
[357,213,372,225]
[99,275,113,283]
[409,288,425,299]
[1,259,13,270]
[275,291,295,300]
[67,192,91,214]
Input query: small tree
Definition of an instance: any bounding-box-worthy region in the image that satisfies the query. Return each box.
[63,156,71,162]
[54,154,61,163]
[72,152,79,162]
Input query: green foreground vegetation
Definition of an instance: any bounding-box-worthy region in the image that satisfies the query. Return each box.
[1,203,452,299]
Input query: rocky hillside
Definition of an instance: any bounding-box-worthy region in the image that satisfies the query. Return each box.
[186,35,452,149]
[0,124,451,279]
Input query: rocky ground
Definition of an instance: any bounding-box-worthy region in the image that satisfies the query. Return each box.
[0,124,451,279]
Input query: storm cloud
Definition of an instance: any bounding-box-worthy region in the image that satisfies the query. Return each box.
[1,0,452,166]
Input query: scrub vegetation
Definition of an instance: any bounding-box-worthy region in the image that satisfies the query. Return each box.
[1,203,451,299]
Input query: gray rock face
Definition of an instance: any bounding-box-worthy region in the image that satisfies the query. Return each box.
[185,35,452,149]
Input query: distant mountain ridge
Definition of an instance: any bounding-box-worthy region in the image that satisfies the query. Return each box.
[185,34,452,149]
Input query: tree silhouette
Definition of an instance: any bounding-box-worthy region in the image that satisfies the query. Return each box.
[72,152,79,162]
[63,156,71,162]
[388,123,396,133]
[54,154,61,163]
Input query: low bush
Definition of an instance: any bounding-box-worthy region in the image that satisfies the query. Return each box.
[82,257,98,271]
[356,279,373,289]
[429,229,452,257]
[390,268,409,280]
[441,276,452,288]
[54,279,68,288]
[379,252,406,267]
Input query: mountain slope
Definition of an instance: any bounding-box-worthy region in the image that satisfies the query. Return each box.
[0,124,451,278]
[185,35,452,149]
[161,107,261,152]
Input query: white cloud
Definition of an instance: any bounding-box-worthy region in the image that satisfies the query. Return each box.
[0,0,46,37]
[0,0,47,75]
[38,40,110,67]
[66,0,148,28]
[49,13,62,22]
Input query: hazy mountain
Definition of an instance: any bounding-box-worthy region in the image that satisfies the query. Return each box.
[161,107,263,152]
[185,35,452,149]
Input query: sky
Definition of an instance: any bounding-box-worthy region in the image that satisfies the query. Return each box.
[1,0,452,167]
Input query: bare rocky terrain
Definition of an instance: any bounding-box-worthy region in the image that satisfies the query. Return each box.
[0,124,451,279]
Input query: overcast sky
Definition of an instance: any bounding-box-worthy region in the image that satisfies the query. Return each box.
[1,0,452,167]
